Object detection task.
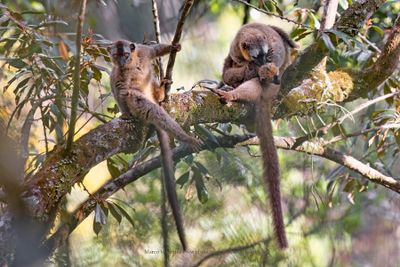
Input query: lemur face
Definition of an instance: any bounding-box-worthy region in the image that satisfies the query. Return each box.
[240,35,269,66]
[108,40,135,67]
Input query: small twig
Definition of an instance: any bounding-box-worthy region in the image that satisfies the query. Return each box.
[39,105,49,155]
[151,2,170,265]
[233,0,310,29]
[151,0,164,79]
[242,0,251,25]
[191,237,272,267]
[358,33,381,53]
[191,199,309,267]
[241,136,400,192]
[323,127,378,145]
[3,10,29,31]
[19,95,54,181]
[46,134,253,247]
[292,91,400,148]
[164,0,195,95]
[66,0,88,153]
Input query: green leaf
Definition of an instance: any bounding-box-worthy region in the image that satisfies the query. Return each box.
[193,172,209,204]
[193,161,209,176]
[99,47,111,62]
[194,124,218,145]
[176,171,190,187]
[4,69,26,92]
[262,0,277,14]
[91,65,102,81]
[18,42,41,58]
[14,77,30,93]
[321,33,335,52]
[339,0,349,9]
[370,25,384,38]
[291,28,308,39]
[107,158,122,178]
[328,29,351,46]
[343,179,356,193]
[107,202,122,224]
[294,30,313,42]
[93,203,108,235]
[7,58,27,69]
[309,12,320,29]
[394,130,400,148]
[112,202,136,228]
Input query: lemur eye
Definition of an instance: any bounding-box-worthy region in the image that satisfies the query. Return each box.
[242,43,248,49]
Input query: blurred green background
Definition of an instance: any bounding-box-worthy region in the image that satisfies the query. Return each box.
[1,0,400,266]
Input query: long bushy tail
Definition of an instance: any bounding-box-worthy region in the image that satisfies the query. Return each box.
[255,94,288,249]
[156,129,188,251]
[270,25,298,49]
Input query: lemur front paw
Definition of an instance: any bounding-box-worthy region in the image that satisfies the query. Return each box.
[119,89,134,97]
[171,43,181,52]
[187,137,203,152]
[215,89,236,103]
[160,78,173,87]
[258,63,280,84]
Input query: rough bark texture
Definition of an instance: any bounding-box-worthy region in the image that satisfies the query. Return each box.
[47,134,253,248]
[354,14,400,95]
[0,0,398,263]
[243,136,400,192]
[23,119,148,219]
[280,0,386,93]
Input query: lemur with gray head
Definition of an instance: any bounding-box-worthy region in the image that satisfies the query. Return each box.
[215,23,298,249]
[108,40,202,251]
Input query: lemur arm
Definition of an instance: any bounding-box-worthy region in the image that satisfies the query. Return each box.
[222,56,258,87]
[148,43,181,58]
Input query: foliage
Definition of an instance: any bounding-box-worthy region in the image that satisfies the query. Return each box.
[0,0,399,266]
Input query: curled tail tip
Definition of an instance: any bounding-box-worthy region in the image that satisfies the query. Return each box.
[277,235,288,249]
[272,214,288,249]
[183,242,188,252]
[175,217,188,251]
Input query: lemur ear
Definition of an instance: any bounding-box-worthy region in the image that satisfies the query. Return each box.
[130,43,135,51]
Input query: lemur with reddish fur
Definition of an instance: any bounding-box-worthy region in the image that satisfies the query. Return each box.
[108,40,202,251]
[216,23,297,249]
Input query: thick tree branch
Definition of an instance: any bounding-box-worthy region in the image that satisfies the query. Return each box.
[46,134,253,249]
[281,0,386,93]
[48,128,400,250]
[283,91,400,145]
[354,13,400,95]
[24,118,148,218]
[241,137,400,193]
[278,11,400,116]
[319,0,339,34]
